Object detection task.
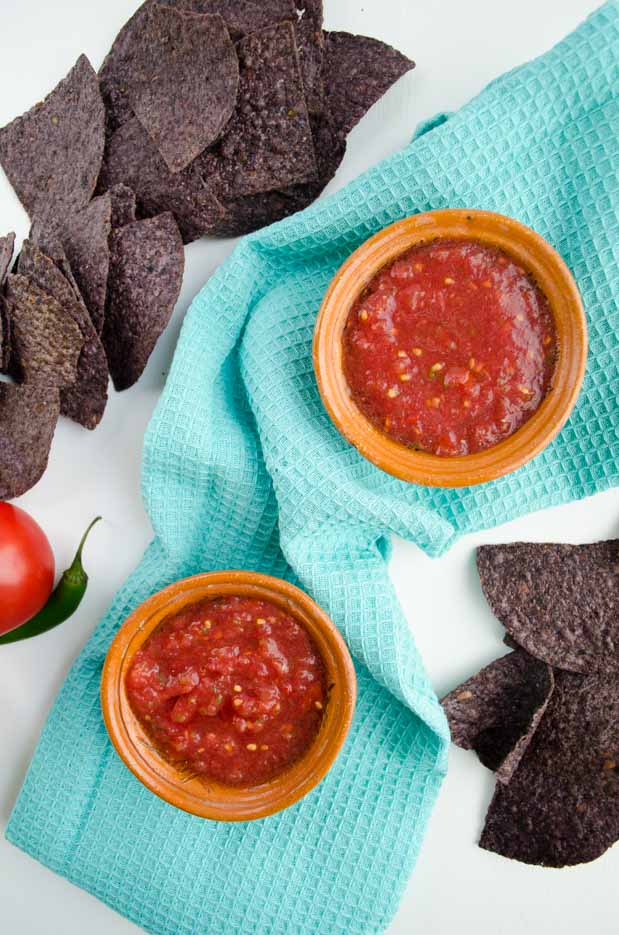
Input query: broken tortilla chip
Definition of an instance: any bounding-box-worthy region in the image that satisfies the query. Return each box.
[0,55,105,222]
[102,214,184,390]
[442,649,555,785]
[0,381,60,500]
[479,669,619,867]
[477,541,619,676]
[126,6,239,173]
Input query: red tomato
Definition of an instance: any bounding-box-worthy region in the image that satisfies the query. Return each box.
[0,504,55,635]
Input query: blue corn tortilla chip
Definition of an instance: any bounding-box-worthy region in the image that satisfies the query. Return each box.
[59,193,112,335]
[0,381,60,500]
[125,7,239,173]
[201,22,317,198]
[100,0,280,133]
[109,185,137,229]
[212,111,345,237]
[0,233,15,370]
[477,541,619,676]
[442,649,554,785]
[479,669,619,867]
[4,274,83,389]
[98,117,224,243]
[102,213,184,390]
[17,240,108,430]
[0,56,105,223]
[322,31,414,137]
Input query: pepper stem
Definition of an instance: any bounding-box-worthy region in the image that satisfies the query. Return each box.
[69,516,102,573]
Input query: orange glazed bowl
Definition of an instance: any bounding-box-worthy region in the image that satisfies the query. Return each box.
[101,571,356,821]
[313,209,587,488]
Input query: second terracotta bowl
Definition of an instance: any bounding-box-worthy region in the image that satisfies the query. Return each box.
[313,209,587,487]
[101,571,356,821]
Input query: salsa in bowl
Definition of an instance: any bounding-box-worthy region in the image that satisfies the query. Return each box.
[101,572,356,821]
[314,209,587,487]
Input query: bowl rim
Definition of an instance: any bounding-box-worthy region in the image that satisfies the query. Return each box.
[313,208,588,488]
[101,571,357,822]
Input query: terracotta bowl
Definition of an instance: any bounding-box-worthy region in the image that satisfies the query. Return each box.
[313,209,587,487]
[101,571,356,821]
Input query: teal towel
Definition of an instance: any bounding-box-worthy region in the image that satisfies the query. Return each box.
[7,5,618,933]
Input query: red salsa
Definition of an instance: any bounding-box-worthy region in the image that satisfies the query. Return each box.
[127,596,327,786]
[343,238,557,456]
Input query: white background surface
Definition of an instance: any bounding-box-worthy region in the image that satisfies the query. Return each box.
[0,0,616,932]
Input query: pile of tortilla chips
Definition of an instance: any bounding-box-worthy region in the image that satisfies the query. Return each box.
[443,539,619,868]
[97,0,414,240]
[0,2,412,499]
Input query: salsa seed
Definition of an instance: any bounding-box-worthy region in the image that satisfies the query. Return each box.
[359,309,368,321]
[426,396,442,408]
[543,335,552,346]
[233,684,242,692]
[397,350,407,358]
[449,341,457,350]
[411,347,422,357]
[260,744,269,751]
[224,743,234,753]
[384,417,391,429]
[463,400,471,409]
[430,362,444,374]
[197,747,205,753]
[387,386,400,398]
[414,262,423,272]
[444,276,455,285]
[246,743,258,751]
[202,620,212,630]
[456,690,473,701]
[516,314,524,321]
[315,701,323,710]
[482,279,492,288]
[399,373,412,382]
[233,698,243,707]
[518,385,532,396]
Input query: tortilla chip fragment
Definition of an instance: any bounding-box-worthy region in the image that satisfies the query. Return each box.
[323,32,414,137]
[4,274,83,389]
[0,382,60,500]
[102,214,184,390]
[477,541,619,675]
[126,6,239,173]
[59,193,112,335]
[17,241,108,429]
[109,184,137,228]
[442,650,554,785]
[99,117,224,243]
[479,670,619,867]
[200,22,317,198]
[0,55,104,222]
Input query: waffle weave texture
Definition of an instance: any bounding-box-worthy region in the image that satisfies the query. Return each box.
[7,4,619,934]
